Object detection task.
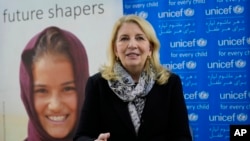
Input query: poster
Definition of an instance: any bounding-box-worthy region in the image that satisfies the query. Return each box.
[0,0,123,140]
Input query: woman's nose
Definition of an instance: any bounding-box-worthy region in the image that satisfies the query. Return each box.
[128,39,137,48]
[48,94,62,112]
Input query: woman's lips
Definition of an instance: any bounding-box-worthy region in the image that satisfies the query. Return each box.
[47,115,68,122]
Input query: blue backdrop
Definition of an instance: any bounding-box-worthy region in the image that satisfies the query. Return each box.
[123,0,250,141]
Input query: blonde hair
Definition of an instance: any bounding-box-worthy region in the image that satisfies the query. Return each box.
[100,15,171,85]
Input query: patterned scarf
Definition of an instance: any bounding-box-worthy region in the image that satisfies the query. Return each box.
[108,62,155,134]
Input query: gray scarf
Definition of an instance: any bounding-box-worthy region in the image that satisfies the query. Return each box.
[108,62,155,134]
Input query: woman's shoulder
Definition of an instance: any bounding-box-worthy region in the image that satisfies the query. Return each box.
[85,72,106,88]
[166,72,182,84]
[89,72,102,80]
[169,72,180,79]
[88,72,106,83]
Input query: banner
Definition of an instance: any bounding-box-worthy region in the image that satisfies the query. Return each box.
[123,0,250,141]
[0,0,123,140]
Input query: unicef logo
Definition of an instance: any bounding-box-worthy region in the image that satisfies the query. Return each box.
[198,91,209,100]
[247,37,250,45]
[186,61,197,69]
[235,59,246,68]
[233,5,244,14]
[137,11,148,19]
[188,113,198,121]
[197,38,207,47]
[184,8,195,17]
[237,113,248,122]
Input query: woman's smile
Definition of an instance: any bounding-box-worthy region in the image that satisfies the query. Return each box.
[46,115,69,122]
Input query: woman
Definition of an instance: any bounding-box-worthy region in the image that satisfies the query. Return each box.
[74,15,192,141]
[20,26,89,141]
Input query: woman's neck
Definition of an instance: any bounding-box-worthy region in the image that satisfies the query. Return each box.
[122,64,144,83]
[128,70,141,83]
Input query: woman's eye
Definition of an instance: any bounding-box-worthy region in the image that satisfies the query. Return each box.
[120,37,129,41]
[63,86,76,92]
[136,36,144,40]
[34,88,48,94]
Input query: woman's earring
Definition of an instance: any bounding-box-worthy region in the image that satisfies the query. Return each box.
[147,55,151,60]
[116,56,119,61]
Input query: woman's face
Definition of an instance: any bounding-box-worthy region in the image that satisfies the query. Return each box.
[115,22,152,72]
[32,55,77,138]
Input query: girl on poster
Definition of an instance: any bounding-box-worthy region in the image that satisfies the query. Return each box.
[19,26,89,141]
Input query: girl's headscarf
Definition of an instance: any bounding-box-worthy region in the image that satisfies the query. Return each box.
[19,26,89,141]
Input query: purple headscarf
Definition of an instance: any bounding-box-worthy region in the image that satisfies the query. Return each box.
[19,26,89,141]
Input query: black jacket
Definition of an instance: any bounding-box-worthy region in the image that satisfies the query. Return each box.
[74,72,192,141]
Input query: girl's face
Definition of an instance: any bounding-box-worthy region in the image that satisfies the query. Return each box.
[32,55,77,138]
[115,22,152,72]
